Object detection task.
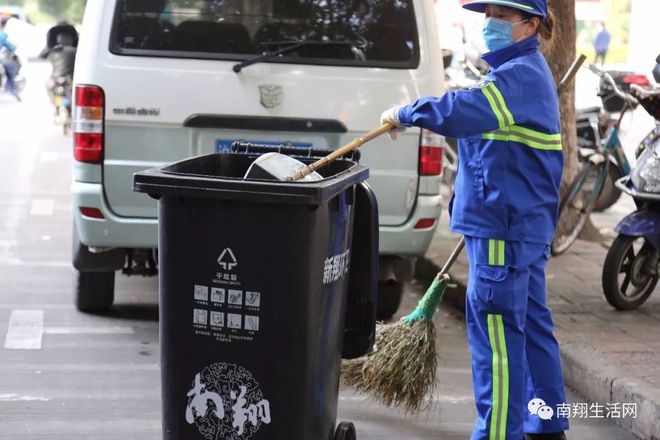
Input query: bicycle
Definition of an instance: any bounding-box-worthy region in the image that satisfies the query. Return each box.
[550,64,636,256]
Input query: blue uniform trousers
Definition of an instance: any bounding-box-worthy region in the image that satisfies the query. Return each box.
[465,236,569,440]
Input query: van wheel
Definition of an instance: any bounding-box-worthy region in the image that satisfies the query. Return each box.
[377,281,404,320]
[75,271,115,313]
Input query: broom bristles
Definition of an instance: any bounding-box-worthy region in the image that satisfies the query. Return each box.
[341,319,437,413]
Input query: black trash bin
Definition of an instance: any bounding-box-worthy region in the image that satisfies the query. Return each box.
[133,149,377,440]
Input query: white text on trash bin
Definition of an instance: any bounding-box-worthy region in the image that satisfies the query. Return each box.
[218,248,238,271]
[186,363,272,439]
[323,249,351,285]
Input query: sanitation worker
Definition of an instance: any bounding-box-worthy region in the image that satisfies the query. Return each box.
[381,1,568,439]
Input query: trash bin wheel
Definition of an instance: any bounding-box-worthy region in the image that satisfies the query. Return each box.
[334,421,357,440]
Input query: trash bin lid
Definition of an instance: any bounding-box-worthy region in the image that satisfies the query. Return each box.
[133,153,369,206]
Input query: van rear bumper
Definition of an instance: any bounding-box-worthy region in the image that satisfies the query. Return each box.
[72,181,157,248]
[73,181,442,256]
[379,194,443,256]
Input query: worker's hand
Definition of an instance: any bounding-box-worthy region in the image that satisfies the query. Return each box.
[380,106,407,140]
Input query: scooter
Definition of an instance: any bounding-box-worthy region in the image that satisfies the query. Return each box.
[52,75,72,135]
[0,49,26,95]
[602,82,660,310]
[575,65,652,212]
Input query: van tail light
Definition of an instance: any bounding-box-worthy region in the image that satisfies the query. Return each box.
[419,129,444,176]
[74,85,105,163]
[623,75,650,87]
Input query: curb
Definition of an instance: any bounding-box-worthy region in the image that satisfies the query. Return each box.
[416,257,660,440]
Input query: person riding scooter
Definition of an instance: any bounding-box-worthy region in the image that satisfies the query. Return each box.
[0,16,21,101]
[40,23,78,103]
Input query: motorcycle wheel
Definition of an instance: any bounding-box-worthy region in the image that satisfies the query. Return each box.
[602,235,659,310]
[592,165,623,212]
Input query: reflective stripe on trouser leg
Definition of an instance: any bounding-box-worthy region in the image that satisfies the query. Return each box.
[488,240,505,266]
[488,314,509,440]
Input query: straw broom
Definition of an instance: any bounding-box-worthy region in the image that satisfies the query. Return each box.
[341,54,588,414]
[341,239,463,413]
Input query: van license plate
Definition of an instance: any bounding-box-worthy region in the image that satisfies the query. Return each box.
[215,140,313,154]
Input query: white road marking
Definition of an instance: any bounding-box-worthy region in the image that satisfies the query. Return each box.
[0,393,51,402]
[44,326,135,335]
[4,310,44,350]
[30,199,54,216]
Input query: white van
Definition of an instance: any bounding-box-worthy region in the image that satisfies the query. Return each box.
[72,0,447,319]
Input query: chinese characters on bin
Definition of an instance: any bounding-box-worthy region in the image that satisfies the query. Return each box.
[323,249,351,285]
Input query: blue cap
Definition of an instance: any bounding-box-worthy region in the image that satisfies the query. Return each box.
[462,0,548,19]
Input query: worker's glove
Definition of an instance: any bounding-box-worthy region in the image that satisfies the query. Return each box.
[380,106,407,140]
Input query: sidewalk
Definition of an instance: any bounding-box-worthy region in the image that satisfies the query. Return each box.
[419,205,660,440]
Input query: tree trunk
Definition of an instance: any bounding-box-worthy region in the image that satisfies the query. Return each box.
[541,0,577,188]
[541,0,603,242]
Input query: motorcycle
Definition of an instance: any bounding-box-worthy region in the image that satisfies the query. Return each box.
[41,23,77,135]
[0,49,26,95]
[575,67,652,212]
[602,81,660,310]
[52,75,72,135]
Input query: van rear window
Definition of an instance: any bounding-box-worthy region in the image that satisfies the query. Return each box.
[111,0,419,68]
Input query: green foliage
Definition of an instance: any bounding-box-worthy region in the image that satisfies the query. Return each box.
[8,0,86,24]
[37,0,86,24]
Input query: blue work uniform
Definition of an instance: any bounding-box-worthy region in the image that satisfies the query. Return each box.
[398,35,570,439]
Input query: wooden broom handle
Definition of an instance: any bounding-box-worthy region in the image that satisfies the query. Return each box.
[287,122,394,181]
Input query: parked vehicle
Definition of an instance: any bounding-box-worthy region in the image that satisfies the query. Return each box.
[602,84,660,310]
[574,104,625,212]
[551,64,637,256]
[598,68,650,113]
[72,0,448,319]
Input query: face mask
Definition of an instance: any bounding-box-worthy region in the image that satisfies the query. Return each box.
[482,17,528,52]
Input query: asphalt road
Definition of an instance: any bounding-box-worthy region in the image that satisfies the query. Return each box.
[0,62,640,439]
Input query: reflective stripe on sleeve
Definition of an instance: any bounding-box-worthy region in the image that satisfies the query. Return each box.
[481,83,514,129]
[482,125,562,151]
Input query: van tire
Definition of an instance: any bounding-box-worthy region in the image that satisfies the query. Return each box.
[377,281,404,320]
[75,271,115,313]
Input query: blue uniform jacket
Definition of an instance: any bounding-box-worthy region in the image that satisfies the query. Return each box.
[398,36,563,245]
